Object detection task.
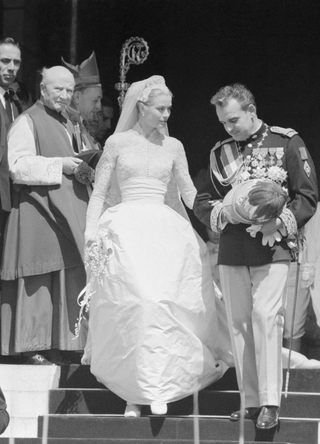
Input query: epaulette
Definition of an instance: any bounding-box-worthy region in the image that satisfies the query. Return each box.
[211,137,234,152]
[270,126,298,138]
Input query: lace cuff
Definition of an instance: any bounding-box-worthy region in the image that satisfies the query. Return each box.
[47,159,62,183]
[210,202,224,233]
[279,207,297,236]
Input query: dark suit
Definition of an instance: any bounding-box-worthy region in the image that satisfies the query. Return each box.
[0,91,21,263]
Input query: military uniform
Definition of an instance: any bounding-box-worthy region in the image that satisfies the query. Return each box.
[194,122,318,408]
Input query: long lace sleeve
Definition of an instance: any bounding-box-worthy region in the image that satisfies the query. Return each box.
[171,140,197,209]
[85,139,118,242]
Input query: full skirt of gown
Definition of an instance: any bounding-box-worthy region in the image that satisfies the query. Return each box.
[83,177,228,405]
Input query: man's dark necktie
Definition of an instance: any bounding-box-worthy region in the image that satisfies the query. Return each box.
[4,90,13,124]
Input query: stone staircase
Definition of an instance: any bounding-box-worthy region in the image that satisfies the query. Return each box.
[0,364,319,443]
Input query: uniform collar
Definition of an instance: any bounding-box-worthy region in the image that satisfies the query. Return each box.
[239,121,267,147]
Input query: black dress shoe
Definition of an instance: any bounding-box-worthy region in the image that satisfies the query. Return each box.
[26,354,54,365]
[256,406,279,429]
[230,407,261,421]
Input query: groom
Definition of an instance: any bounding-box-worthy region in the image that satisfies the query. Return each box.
[193,83,318,429]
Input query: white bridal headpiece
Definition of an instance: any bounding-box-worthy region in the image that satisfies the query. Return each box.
[138,76,170,103]
[115,75,170,134]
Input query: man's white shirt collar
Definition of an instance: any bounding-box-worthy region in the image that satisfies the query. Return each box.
[0,86,7,107]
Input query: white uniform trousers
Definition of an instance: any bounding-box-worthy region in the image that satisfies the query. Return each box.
[283,262,309,340]
[220,261,289,407]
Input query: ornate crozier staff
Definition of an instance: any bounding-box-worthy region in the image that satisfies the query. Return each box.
[114,37,149,111]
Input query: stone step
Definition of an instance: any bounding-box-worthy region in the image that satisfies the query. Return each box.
[49,388,320,419]
[58,366,320,393]
[0,439,299,444]
[0,439,301,444]
[1,365,320,439]
[37,416,320,444]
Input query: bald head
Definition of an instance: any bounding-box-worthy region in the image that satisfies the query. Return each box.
[40,65,75,112]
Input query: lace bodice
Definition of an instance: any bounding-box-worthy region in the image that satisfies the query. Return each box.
[85,125,196,240]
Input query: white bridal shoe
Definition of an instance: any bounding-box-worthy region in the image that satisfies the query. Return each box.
[150,402,167,415]
[124,403,141,418]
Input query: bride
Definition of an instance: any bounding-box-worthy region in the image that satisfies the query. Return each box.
[82,75,230,417]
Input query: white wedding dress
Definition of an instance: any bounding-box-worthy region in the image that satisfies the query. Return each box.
[83,124,229,405]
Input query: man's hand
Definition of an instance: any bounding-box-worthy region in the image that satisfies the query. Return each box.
[246,218,287,246]
[62,157,83,175]
[259,217,283,235]
[261,231,282,246]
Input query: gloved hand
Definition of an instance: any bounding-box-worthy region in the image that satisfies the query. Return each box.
[247,222,286,246]
[301,263,316,288]
[246,224,262,238]
[261,231,282,246]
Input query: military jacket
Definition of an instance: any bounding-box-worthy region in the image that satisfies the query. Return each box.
[193,122,318,266]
